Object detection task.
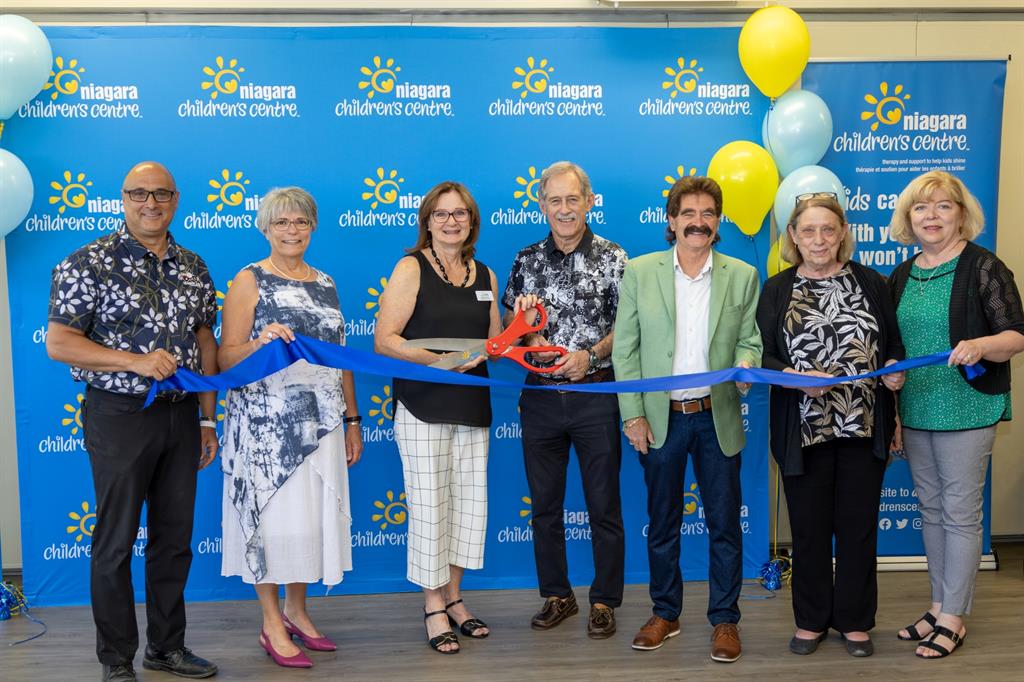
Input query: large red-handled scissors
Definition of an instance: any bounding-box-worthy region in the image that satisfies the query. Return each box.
[401,303,568,373]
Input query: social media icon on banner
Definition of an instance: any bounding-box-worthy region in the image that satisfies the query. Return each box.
[879,518,892,531]
[895,518,909,530]
[912,518,923,530]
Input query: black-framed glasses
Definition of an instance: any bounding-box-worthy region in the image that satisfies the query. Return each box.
[795,191,838,205]
[270,218,313,231]
[430,208,471,223]
[123,188,177,203]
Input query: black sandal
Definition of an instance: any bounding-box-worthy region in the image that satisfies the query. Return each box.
[445,599,490,639]
[424,609,460,654]
[915,625,966,659]
[897,611,937,641]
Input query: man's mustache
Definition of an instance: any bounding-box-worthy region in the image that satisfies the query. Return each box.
[683,225,713,237]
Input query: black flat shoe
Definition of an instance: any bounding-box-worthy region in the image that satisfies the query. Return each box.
[424,608,460,654]
[842,634,874,657]
[445,598,489,638]
[142,646,217,679]
[789,631,828,655]
[897,611,937,640]
[101,663,136,682]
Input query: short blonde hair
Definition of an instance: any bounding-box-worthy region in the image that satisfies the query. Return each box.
[889,170,984,245]
[780,194,856,265]
[256,186,318,237]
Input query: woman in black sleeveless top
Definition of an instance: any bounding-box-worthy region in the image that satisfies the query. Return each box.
[375,182,503,654]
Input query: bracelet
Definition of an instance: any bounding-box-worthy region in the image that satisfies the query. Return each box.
[199,419,217,429]
[623,416,644,429]
[343,415,362,424]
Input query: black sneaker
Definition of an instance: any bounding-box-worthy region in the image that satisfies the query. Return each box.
[101,663,136,681]
[142,646,218,679]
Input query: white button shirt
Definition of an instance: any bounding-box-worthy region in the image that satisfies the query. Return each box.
[671,249,713,401]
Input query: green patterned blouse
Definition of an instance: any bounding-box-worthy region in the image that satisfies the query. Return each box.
[897,256,1009,430]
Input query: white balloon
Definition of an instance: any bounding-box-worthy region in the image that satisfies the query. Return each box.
[0,148,34,238]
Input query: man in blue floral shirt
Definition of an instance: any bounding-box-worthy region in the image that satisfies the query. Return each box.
[47,161,219,682]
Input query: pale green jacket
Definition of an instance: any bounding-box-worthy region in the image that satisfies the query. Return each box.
[612,248,762,454]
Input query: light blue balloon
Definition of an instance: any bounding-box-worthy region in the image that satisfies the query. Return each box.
[762,89,833,177]
[0,15,53,119]
[0,148,34,238]
[773,165,845,230]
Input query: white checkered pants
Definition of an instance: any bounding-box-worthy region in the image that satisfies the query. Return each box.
[394,402,489,589]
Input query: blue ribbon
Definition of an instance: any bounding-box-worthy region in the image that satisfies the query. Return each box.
[146,333,983,407]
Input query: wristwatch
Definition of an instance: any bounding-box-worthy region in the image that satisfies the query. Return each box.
[587,348,600,370]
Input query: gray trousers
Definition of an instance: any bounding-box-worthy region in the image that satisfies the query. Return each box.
[902,426,995,616]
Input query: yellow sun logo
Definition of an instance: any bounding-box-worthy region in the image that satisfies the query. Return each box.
[358,56,401,99]
[368,385,394,426]
[207,169,249,212]
[512,57,554,99]
[519,496,533,526]
[861,82,911,132]
[49,171,92,214]
[361,167,404,210]
[61,393,85,435]
[201,56,245,99]
[662,57,704,98]
[365,276,388,317]
[67,501,97,542]
[371,490,408,530]
[661,165,699,198]
[683,482,702,516]
[41,56,85,101]
[513,166,541,208]
[217,398,227,422]
[215,279,234,311]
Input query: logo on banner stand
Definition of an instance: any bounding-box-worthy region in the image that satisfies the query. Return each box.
[343,276,387,339]
[497,493,591,544]
[353,489,409,548]
[637,164,698,226]
[21,56,141,119]
[363,385,395,443]
[25,169,122,234]
[338,167,421,229]
[638,56,751,118]
[489,56,605,118]
[861,82,912,132]
[39,391,86,454]
[489,165,605,227]
[183,168,259,231]
[334,55,453,118]
[43,501,95,560]
[178,55,299,119]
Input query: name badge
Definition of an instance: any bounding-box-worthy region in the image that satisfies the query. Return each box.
[476,290,494,302]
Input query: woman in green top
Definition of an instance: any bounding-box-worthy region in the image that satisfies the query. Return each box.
[888,171,1024,659]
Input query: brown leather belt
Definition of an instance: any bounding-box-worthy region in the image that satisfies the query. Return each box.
[529,366,614,388]
[670,395,712,414]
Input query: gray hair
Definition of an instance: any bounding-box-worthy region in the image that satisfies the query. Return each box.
[537,161,593,200]
[255,186,318,237]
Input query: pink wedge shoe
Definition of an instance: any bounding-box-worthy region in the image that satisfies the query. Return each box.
[260,630,313,668]
[282,613,338,652]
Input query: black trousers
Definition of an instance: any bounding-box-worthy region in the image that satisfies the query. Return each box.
[83,386,201,665]
[519,389,624,607]
[783,437,886,633]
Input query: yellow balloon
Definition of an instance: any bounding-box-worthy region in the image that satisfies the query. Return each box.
[766,237,793,278]
[738,6,811,99]
[707,140,778,236]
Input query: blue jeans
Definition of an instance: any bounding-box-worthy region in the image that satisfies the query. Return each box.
[640,409,742,625]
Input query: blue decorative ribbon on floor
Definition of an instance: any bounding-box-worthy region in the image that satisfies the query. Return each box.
[146,333,982,406]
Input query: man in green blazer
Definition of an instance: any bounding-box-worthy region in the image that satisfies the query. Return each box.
[612,176,761,663]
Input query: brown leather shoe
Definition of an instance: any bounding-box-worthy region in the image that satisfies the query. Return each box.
[587,604,616,639]
[631,615,681,651]
[711,622,742,662]
[530,594,579,630]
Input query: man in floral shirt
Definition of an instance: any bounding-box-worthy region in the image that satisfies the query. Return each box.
[502,161,627,641]
[47,161,219,682]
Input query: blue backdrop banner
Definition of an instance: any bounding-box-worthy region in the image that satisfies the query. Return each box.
[802,59,1007,557]
[7,25,773,607]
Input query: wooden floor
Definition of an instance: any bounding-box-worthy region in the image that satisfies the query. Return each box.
[3,544,1022,681]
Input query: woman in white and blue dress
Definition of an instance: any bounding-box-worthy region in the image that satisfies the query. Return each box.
[219,187,364,669]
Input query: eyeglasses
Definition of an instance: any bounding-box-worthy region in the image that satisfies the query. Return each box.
[123,188,177,203]
[794,224,841,241]
[430,208,471,223]
[795,191,838,205]
[269,218,313,231]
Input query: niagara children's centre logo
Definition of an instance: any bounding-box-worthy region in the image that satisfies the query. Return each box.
[182,168,261,230]
[177,56,299,118]
[352,490,409,548]
[334,55,454,118]
[337,167,422,228]
[638,56,751,117]
[23,169,123,234]
[637,164,699,225]
[20,56,142,119]
[488,165,605,227]
[488,56,605,117]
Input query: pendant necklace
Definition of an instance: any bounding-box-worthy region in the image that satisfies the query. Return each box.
[430,245,470,287]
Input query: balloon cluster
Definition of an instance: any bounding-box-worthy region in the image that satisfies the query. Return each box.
[706,7,845,279]
[0,15,52,239]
